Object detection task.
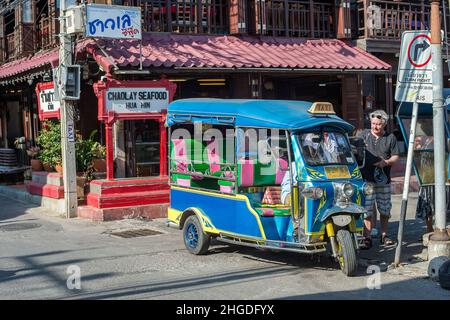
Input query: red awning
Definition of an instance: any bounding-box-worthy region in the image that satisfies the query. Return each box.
[84,34,391,73]
[0,34,391,82]
[0,49,59,80]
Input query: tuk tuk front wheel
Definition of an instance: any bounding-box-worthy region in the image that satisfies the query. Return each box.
[183,215,211,255]
[336,229,358,276]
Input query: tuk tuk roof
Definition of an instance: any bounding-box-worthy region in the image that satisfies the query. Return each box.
[397,88,450,117]
[166,99,354,132]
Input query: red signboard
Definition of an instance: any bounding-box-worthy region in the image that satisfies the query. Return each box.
[94,78,177,123]
[35,82,61,121]
[94,77,176,180]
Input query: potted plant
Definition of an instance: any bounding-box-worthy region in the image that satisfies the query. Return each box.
[36,120,62,172]
[27,146,42,171]
[91,142,106,173]
[75,130,104,199]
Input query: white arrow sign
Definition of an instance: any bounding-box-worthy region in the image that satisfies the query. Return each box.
[395,31,433,103]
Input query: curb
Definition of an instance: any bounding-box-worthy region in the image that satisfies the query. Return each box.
[0,185,42,206]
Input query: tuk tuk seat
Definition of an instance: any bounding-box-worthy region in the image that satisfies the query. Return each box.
[205,137,237,193]
[255,206,291,217]
[171,138,209,186]
[237,156,288,187]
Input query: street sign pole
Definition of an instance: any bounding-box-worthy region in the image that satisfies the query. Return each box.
[394,101,419,266]
[394,29,434,265]
[430,0,450,242]
[59,0,78,218]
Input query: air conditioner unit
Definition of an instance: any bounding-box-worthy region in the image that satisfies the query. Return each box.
[66,5,84,34]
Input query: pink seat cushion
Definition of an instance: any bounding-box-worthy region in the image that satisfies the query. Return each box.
[172,139,188,172]
[275,157,288,184]
[220,185,234,193]
[206,139,221,173]
[239,158,255,187]
[258,208,274,217]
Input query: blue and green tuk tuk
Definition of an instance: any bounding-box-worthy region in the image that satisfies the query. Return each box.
[166,99,372,276]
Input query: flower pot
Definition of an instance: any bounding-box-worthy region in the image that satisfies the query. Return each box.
[43,163,53,172]
[30,159,43,172]
[92,158,107,172]
[76,176,87,199]
[55,164,63,174]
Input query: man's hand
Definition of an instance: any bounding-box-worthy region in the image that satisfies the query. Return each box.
[375,155,400,168]
[374,159,388,168]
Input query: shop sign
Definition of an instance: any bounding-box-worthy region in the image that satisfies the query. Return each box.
[36,82,61,121]
[85,4,141,40]
[105,88,169,113]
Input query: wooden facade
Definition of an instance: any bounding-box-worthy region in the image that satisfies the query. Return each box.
[7,0,443,60]
[357,0,450,53]
[1,0,424,134]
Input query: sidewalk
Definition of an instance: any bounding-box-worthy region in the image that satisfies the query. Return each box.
[360,192,432,278]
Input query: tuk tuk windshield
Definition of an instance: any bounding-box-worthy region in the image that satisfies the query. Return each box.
[297,131,355,166]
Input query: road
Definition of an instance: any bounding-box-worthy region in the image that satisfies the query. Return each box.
[0,192,449,300]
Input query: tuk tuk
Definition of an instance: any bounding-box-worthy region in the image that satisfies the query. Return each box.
[166,99,371,276]
[396,90,450,225]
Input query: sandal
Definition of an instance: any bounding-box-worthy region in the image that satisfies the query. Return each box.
[381,235,395,246]
[360,237,372,250]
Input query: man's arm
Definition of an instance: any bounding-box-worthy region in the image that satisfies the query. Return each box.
[385,155,400,166]
[375,135,400,167]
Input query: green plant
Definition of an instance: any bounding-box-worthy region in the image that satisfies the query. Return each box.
[76,130,106,179]
[92,141,106,159]
[26,146,41,159]
[36,120,62,168]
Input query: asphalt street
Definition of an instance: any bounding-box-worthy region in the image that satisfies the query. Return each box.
[0,192,450,300]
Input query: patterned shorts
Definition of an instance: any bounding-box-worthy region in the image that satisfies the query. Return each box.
[364,184,392,219]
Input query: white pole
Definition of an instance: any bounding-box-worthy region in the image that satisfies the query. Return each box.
[430,0,449,241]
[394,101,418,266]
[59,0,78,218]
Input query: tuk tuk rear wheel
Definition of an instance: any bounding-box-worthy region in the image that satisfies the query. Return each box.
[183,215,211,255]
[336,229,358,277]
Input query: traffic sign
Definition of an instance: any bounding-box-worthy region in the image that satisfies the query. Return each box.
[395,31,433,103]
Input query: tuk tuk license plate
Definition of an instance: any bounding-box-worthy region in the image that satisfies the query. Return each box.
[325,166,351,179]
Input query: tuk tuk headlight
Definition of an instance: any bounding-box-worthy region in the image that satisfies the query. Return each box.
[363,183,374,196]
[302,187,324,199]
[343,183,354,197]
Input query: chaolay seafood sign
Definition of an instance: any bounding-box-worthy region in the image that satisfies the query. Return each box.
[86,4,141,40]
[105,88,169,113]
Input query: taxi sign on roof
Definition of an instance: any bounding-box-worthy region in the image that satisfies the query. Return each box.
[395,31,434,103]
[308,102,335,115]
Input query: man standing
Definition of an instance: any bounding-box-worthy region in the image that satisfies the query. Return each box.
[359,110,400,249]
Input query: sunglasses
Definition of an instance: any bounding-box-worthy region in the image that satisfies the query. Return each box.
[371,114,384,120]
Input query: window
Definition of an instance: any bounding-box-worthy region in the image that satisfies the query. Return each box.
[297,131,354,166]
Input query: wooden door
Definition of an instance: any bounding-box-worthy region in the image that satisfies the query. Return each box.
[341,74,363,130]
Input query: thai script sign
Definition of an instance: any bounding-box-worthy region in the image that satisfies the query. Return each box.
[85,4,141,40]
[36,82,61,121]
[39,88,61,112]
[105,88,169,113]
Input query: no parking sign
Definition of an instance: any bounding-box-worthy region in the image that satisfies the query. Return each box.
[395,31,433,103]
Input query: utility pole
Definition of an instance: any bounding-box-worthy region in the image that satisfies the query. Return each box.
[429,0,450,249]
[59,0,78,218]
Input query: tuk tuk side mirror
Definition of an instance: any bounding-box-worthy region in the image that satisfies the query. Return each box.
[349,136,365,168]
